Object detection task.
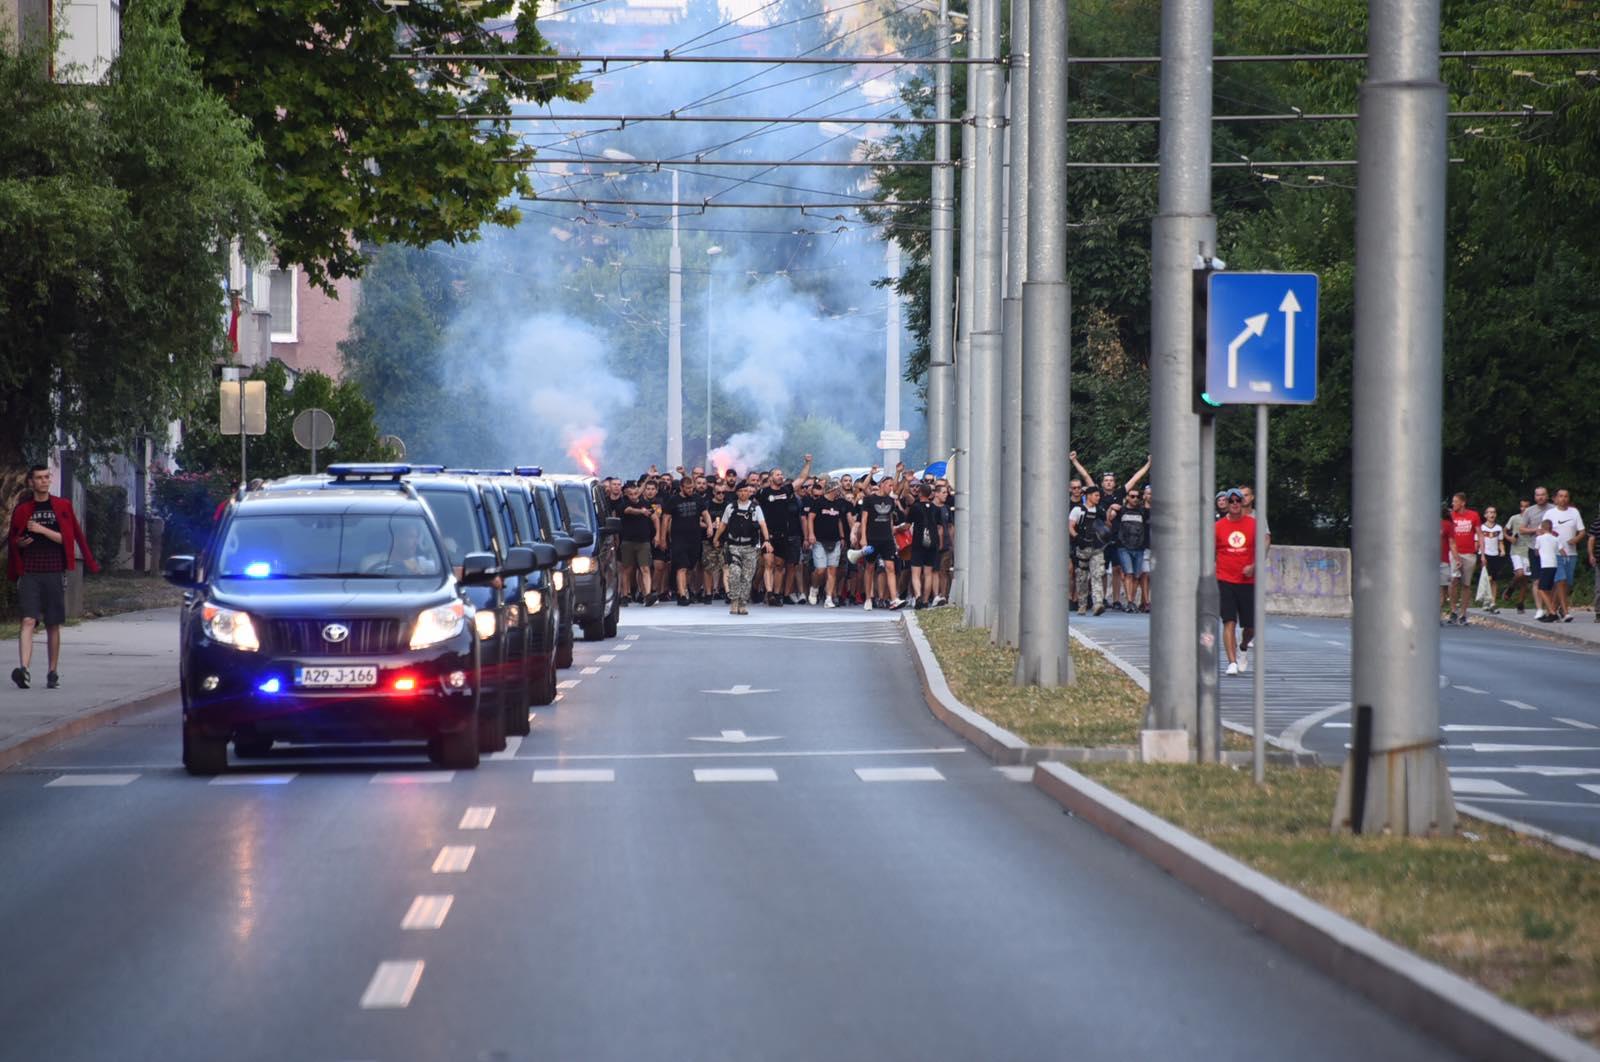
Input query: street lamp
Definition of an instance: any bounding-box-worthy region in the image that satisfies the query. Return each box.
[705,245,722,466]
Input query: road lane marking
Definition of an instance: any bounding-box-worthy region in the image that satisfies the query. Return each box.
[431,845,475,873]
[45,774,138,787]
[359,960,424,1009]
[558,679,581,689]
[487,736,523,761]
[1282,623,1299,629]
[1452,766,1600,777]
[515,746,967,762]
[580,666,601,675]
[596,654,616,663]
[625,635,639,641]
[1278,702,1352,754]
[1580,785,1600,799]
[1453,796,1600,810]
[1502,700,1540,712]
[1556,717,1599,731]
[689,730,782,744]
[209,774,297,786]
[693,767,778,783]
[1452,685,1489,695]
[702,684,777,696]
[532,769,614,783]
[1457,744,1600,754]
[1441,725,1565,733]
[371,772,456,784]
[458,806,496,830]
[855,766,945,782]
[995,766,1035,781]
[613,643,632,650]
[401,895,454,930]
[1450,778,1525,797]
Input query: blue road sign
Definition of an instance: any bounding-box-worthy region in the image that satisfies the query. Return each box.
[1205,272,1319,405]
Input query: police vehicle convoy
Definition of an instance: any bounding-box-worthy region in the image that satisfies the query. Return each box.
[166,463,614,775]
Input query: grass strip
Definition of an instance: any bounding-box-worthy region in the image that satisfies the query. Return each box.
[917,605,1143,747]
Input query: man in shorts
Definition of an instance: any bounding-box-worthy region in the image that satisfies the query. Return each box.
[617,481,657,606]
[9,465,100,689]
[701,482,728,602]
[853,473,906,610]
[807,482,850,607]
[1445,492,1481,626]
[906,482,944,608]
[1524,486,1552,618]
[1503,496,1533,613]
[1214,488,1260,676]
[665,482,710,607]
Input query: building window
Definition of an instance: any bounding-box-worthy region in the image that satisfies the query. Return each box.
[268,267,298,343]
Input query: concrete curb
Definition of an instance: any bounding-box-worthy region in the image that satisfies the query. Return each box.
[1473,612,1600,652]
[1032,761,1600,1062]
[901,612,1031,765]
[0,684,176,772]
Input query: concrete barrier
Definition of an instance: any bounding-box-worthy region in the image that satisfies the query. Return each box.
[1265,544,1351,617]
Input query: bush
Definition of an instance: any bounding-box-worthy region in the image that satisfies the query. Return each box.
[85,483,128,567]
[153,470,231,558]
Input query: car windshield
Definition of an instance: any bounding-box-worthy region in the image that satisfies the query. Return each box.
[216,512,445,579]
[559,484,593,531]
[415,487,485,566]
[504,489,534,543]
[533,487,562,536]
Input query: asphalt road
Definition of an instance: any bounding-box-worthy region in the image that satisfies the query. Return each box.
[0,605,1461,1061]
[1079,611,1600,847]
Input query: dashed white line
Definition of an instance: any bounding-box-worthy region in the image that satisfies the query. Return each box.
[994,765,1035,781]
[625,635,639,641]
[1452,685,1489,695]
[209,774,297,786]
[431,845,475,873]
[1502,700,1540,712]
[400,894,454,930]
[1449,778,1525,797]
[532,769,614,783]
[596,654,616,663]
[557,679,581,689]
[693,767,778,783]
[458,806,496,830]
[855,766,945,782]
[613,643,632,651]
[371,772,455,784]
[45,774,138,787]
[580,666,601,675]
[1282,623,1300,630]
[487,736,523,761]
[1324,640,1344,648]
[359,960,425,1009]
[1555,717,1599,731]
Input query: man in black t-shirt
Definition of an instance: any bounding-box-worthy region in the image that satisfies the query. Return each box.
[806,482,851,607]
[1112,490,1151,612]
[853,475,907,610]
[702,484,729,601]
[757,468,801,606]
[666,488,709,607]
[618,482,658,606]
[906,483,944,608]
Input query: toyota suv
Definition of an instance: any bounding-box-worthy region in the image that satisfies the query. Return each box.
[164,467,531,774]
[547,474,622,641]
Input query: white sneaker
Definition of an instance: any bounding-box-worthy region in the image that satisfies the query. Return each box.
[808,588,819,605]
[931,595,946,607]
[863,598,874,611]
[1535,609,1545,619]
[1237,655,1249,674]
[888,598,905,610]
[823,597,837,608]
[1225,662,1239,676]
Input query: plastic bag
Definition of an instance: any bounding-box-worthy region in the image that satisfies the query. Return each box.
[1475,564,1495,607]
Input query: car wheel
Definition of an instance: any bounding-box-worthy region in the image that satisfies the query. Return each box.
[478,693,507,753]
[582,620,605,642]
[529,654,557,707]
[182,721,228,776]
[556,629,574,669]
[434,725,480,770]
[234,736,273,758]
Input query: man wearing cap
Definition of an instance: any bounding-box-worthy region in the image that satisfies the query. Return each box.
[1215,488,1263,675]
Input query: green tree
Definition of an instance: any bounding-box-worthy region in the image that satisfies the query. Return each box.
[0,0,267,481]
[179,0,592,290]
[175,361,395,480]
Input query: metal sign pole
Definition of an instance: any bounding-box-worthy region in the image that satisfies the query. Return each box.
[239,384,247,486]
[1253,404,1268,784]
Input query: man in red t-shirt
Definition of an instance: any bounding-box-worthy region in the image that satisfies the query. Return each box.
[1214,489,1261,676]
[1445,492,1482,626]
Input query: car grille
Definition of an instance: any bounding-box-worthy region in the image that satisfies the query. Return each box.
[266,618,406,656]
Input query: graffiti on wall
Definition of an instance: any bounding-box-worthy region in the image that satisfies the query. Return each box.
[1265,546,1351,601]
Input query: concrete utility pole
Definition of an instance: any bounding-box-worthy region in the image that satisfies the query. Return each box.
[1335,0,1456,836]
[952,18,977,609]
[1145,0,1217,752]
[667,168,684,470]
[925,0,956,465]
[883,241,904,469]
[1016,0,1071,685]
[994,0,1029,648]
[964,0,1005,631]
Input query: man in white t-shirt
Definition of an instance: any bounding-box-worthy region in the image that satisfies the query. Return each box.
[1545,489,1584,621]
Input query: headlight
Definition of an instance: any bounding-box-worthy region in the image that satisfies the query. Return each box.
[202,604,260,651]
[570,556,595,575]
[474,610,497,640]
[410,601,466,650]
[505,603,522,628]
[552,570,565,591]
[523,590,544,615]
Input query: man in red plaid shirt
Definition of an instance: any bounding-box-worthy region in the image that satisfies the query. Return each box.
[8,466,99,689]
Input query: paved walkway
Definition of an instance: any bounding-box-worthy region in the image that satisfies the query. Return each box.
[1474,605,1600,648]
[0,608,179,766]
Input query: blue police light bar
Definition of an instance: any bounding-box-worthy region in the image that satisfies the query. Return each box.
[477,469,513,476]
[410,464,446,474]
[327,463,412,479]
[442,468,480,475]
[514,465,544,477]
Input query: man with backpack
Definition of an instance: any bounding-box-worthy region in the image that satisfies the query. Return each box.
[1112,490,1151,612]
[1070,485,1111,616]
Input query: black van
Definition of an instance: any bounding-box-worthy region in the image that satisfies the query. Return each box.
[547,474,622,641]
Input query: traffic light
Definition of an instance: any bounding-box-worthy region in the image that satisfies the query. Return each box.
[1192,268,1222,414]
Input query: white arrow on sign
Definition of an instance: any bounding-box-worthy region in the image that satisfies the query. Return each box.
[689,730,782,744]
[1227,313,1270,389]
[1279,290,1302,389]
[701,684,777,696]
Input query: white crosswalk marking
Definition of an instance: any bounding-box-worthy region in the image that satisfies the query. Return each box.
[1449,778,1525,797]
[209,774,297,786]
[46,774,138,787]
[533,769,614,783]
[359,960,424,1009]
[371,772,455,784]
[596,654,616,663]
[1579,785,1600,799]
[558,679,581,689]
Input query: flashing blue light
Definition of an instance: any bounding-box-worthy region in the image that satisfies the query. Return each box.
[327,463,412,478]
[410,464,445,474]
[514,465,544,477]
[244,561,272,578]
[257,677,282,694]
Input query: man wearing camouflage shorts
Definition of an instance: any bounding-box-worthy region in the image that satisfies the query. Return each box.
[715,481,771,615]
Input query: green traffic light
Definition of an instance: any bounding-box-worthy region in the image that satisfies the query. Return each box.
[1201,391,1222,408]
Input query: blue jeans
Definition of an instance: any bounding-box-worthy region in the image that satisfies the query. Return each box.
[1116,547,1147,577]
[1555,554,1577,584]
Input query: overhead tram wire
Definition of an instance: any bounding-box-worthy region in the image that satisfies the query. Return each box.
[395,47,1596,66]
[472,108,1548,127]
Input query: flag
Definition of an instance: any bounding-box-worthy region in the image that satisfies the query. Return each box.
[227,293,240,353]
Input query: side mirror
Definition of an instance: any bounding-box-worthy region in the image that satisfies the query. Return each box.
[552,535,578,560]
[503,545,537,576]
[530,543,558,569]
[459,550,499,584]
[603,516,622,536]
[569,528,595,548]
[163,555,198,588]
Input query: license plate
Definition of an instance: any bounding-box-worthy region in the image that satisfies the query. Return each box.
[294,665,378,688]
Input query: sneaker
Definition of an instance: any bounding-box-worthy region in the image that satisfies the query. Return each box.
[788,593,804,606]
[10,667,28,690]
[621,597,632,607]
[888,598,905,610]
[1537,614,1557,623]
[1457,615,1469,626]
[1446,612,1458,625]
[645,593,658,606]
[1563,613,1573,623]
[46,671,59,689]
[931,595,946,607]
[808,588,819,606]
[823,597,837,609]
[730,604,739,615]
[1225,662,1239,676]
[863,598,874,611]
[1076,607,1088,617]
[677,596,691,607]
[1237,654,1248,674]
[1535,609,1545,619]
[773,593,785,607]
[1516,606,1525,614]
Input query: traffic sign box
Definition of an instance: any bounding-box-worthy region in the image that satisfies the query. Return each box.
[1205,272,1319,405]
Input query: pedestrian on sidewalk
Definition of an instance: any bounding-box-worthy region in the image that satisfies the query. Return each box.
[1445,493,1482,626]
[1546,489,1584,622]
[1215,488,1261,676]
[8,466,100,689]
[1525,486,1553,618]
[1478,505,1507,613]
[1534,519,1560,621]
[1503,496,1533,613]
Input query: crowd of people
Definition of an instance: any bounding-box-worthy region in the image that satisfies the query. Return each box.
[1442,487,1599,625]
[598,456,954,614]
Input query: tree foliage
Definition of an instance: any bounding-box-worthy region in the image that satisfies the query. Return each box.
[180,0,592,290]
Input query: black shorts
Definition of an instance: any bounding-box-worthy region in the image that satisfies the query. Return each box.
[910,544,940,568]
[1537,568,1556,592]
[651,545,669,564]
[1527,550,1542,578]
[669,539,701,571]
[1485,554,1510,582]
[1218,579,1255,628]
[17,571,67,627]
[868,538,897,569]
[770,536,801,565]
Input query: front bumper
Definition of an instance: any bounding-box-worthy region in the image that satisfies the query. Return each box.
[571,569,606,620]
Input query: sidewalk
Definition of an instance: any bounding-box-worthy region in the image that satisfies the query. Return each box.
[1473,605,1600,649]
[0,608,180,769]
